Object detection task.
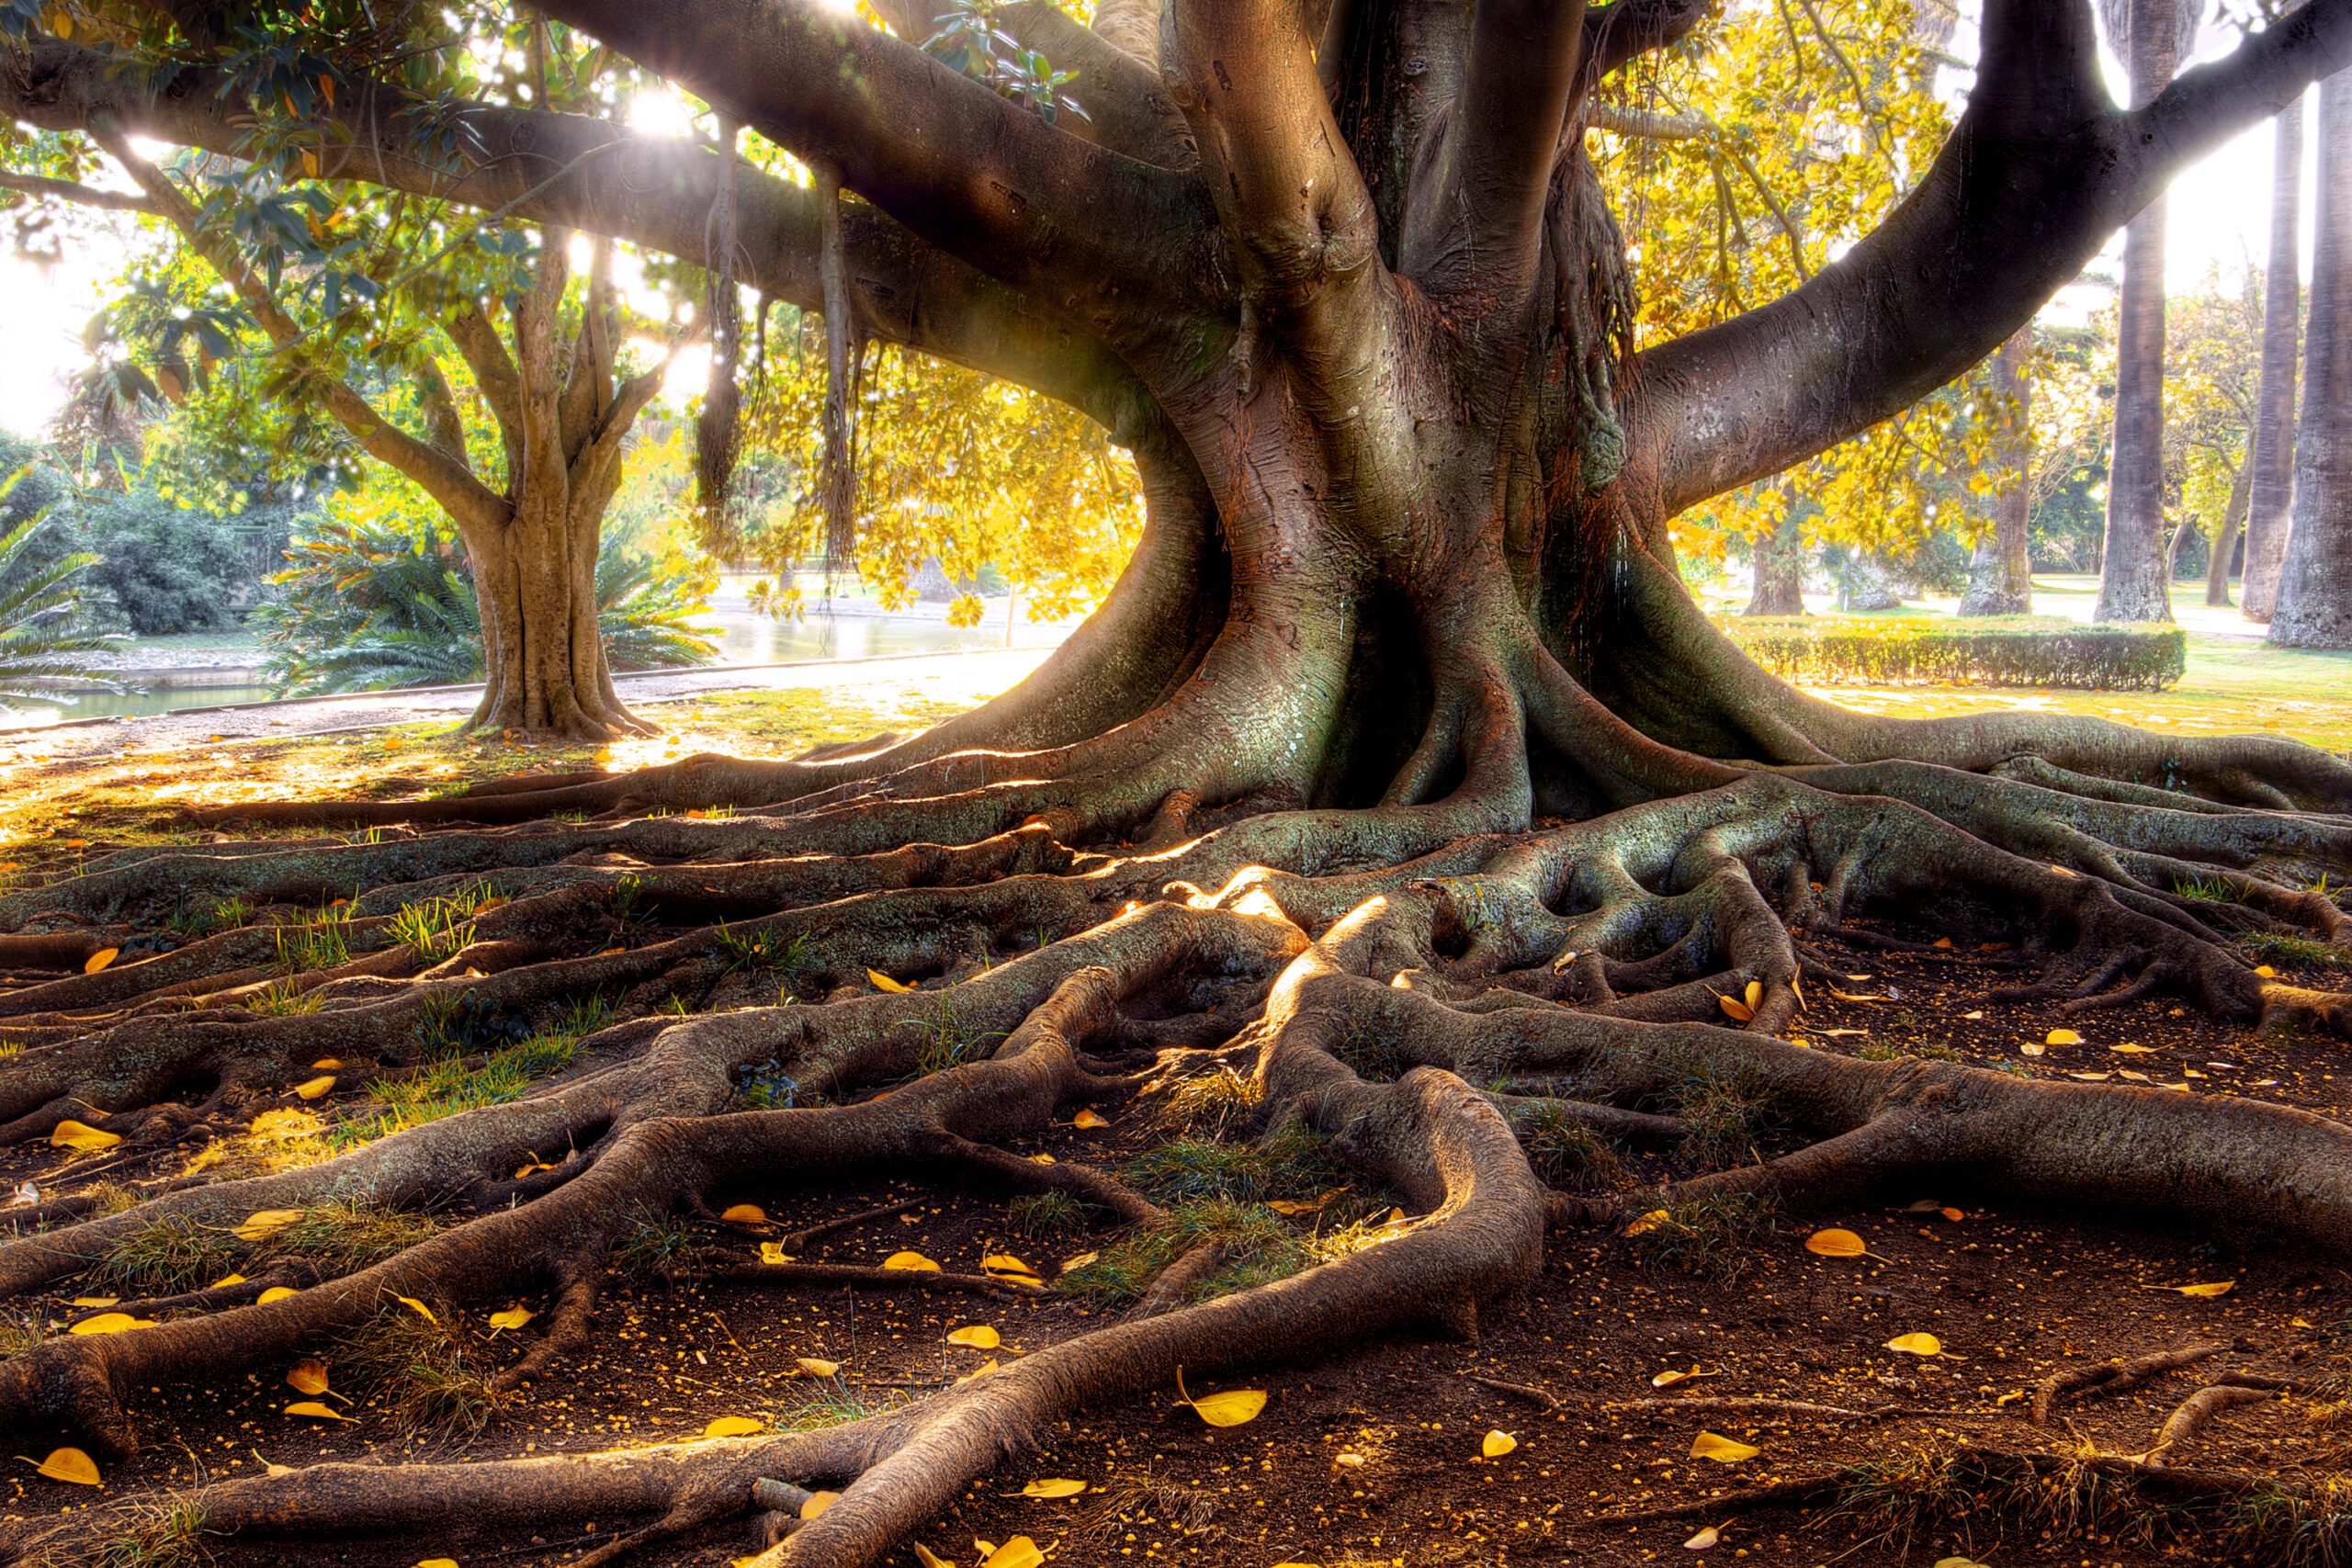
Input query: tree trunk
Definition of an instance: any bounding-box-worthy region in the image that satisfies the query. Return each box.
[2273,67,2352,649]
[2244,96,2308,622]
[1960,324,2035,615]
[462,491,633,738]
[2095,0,2185,624]
[2206,456,2251,605]
[1743,498,1806,615]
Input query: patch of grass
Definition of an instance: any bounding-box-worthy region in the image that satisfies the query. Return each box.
[1123,1124,1344,1205]
[715,923,812,978]
[912,998,1004,1077]
[2175,874,2239,903]
[780,1382,885,1430]
[1330,1018,1408,1080]
[164,897,251,942]
[1510,1104,1623,1190]
[90,1498,212,1568]
[266,1197,439,1277]
[274,907,353,974]
[240,979,322,1017]
[1059,1201,1305,1305]
[386,881,503,961]
[1159,1065,1262,1140]
[1857,1040,1962,1063]
[185,1108,334,1179]
[2227,1479,2352,1568]
[1008,1190,1085,1239]
[0,1305,43,1360]
[333,1029,582,1148]
[1669,1069,1789,1169]
[1632,1190,1779,1281]
[614,1217,698,1281]
[336,1304,506,1436]
[95,1214,245,1297]
[2246,931,2350,970]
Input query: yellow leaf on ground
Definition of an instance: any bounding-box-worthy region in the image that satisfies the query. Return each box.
[884,1251,942,1272]
[759,1242,795,1265]
[2149,1280,2236,1298]
[1744,979,1763,1009]
[981,1538,1045,1568]
[1061,1251,1100,1272]
[287,1359,330,1395]
[914,1548,955,1568]
[720,1203,767,1224]
[1884,1333,1943,1356]
[1651,1367,1713,1389]
[1803,1228,1867,1258]
[1715,992,1753,1022]
[286,1401,355,1422]
[1026,1153,1056,1164]
[2109,1043,2156,1054]
[1690,1431,1758,1462]
[311,1058,344,1070]
[514,1161,558,1179]
[799,1490,840,1518]
[1177,1370,1266,1427]
[958,1358,1001,1382]
[68,1313,149,1336]
[1685,1526,1721,1550]
[704,1415,766,1438]
[1623,1209,1669,1236]
[49,1119,119,1153]
[236,1209,302,1242]
[209,1273,247,1289]
[1072,1108,1111,1130]
[1022,1477,1087,1497]
[257,1286,300,1303]
[2045,1028,2084,1045]
[1934,1559,1990,1568]
[982,1253,1045,1284]
[1481,1429,1517,1458]
[84,947,119,974]
[488,1306,535,1330]
[2256,964,2278,978]
[795,1357,841,1378]
[395,1295,437,1324]
[68,1296,118,1308]
[947,1325,1001,1349]
[32,1447,100,1484]
[416,1561,459,1568]
[294,1075,336,1100]
[866,968,914,993]
[1940,1207,1964,1222]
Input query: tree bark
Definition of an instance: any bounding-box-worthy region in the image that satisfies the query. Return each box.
[1744,496,1807,615]
[2205,455,2251,604]
[2244,96,2308,621]
[2096,0,2186,625]
[1960,323,2036,615]
[2272,67,2352,649]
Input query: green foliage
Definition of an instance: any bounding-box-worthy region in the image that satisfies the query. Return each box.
[1724,616,2187,691]
[2245,931,2349,970]
[74,489,256,635]
[240,978,322,1016]
[1058,1201,1304,1305]
[164,895,252,941]
[269,1196,440,1276]
[1007,1190,1085,1238]
[336,1304,507,1436]
[95,1213,245,1296]
[386,881,502,961]
[274,906,354,973]
[0,498,119,712]
[1510,1104,1623,1190]
[1123,1125,1344,1205]
[334,1026,582,1146]
[1632,1190,1780,1281]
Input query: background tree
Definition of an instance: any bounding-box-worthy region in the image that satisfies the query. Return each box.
[2095,0,2202,623]
[2161,267,2265,598]
[1957,323,2036,614]
[2243,84,2308,617]
[2272,65,2352,646]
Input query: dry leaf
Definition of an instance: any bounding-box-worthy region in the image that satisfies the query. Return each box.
[294,1075,336,1100]
[396,1295,437,1324]
[884,1251,942,1272]
[759,1242,795,1265]
[1061,1251,1100,1272]
[2049,863,2077,877]
[68,1296,118,1308]
[2147,1280,2236,1298]
[1933,1559,1990,1568]
[236,1209,302,1242]
[208,1273,246,1290]
[1884,1332,1943,1356]
[2066,1070,2112,1081]
[1816,1027,1868,1038]
[416,1560,459,1568]
[257,1286,299,1303]
[1021,1477,1087,1497]
[1689,1431,1758,1462]
[947,1325,1001,1349]
[1651,1367,1713,1389]
[84,947,119,974]
[488,1306,535,1330]
[1744,979,1763,1009]
[1623,1209,1669,1236]
[32,1447,100,1484]
[286,1401,355,1422]
[1177,1369,1266,1427]
[2255,964,2278,978]
[49,1119,120,1153]
[982,1253,1044,1283]
[719,1203,768,1224]
[981,1540,1044,1568]
[799,1490,840,1517]
[1715,991,1754,1023]
[2109,1043,2156,1055]
[287,1359,330,1395]
[1481,1428,1517,1458]
[1026,1153,1055,1164]
[311,1057,345,1070]
[913,1548,955,1568]
[866,968,914,993]
[1829,988,1889,1003]
[704,1415,767,1437]
[67,1312,153,1336]
[796,1357,842,1378]
[1685,1526,1721,1550]
[2045,1027,2084,1045]
[1932,936,1954,949]
[1803,1228,1867,1258]
[1072,1108,1111,1130]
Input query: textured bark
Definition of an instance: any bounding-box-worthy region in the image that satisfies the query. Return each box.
[1960,323,2036,615]
[2272,67,2352,649]
[2095,0,2186,625]
[2244,96,2308,621]
[2205,455,2251,605]
[1744,496,1807,615]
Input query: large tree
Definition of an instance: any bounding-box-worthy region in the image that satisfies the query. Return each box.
[2271,65,2352,647]
[2,4,2352,1566]
[2242,84,2308,618]
[1956,322,2035,614]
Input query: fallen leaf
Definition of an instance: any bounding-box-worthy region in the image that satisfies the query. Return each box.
[1815,1027,1869,1038]
[311,1058,344,1070]
[1961,1009,1984,1020]
[1689,1431,1758,1462]
[1651,1367,1714,1388]
[257,1286,300,1303]
[49,1119,120,1153]
[759,1242,795,1265]
[913,1548,955,1568]
[2045,1027,2084,1045]
[1623,1209,1669,1236]
[84,947,119,974]
[1940,1207,1964,1222]
[32,1447,99,1484]
[795,1357,841,1378]
[1932,936,1954,949]
[1025,1153,1055,1164]
[2067,1069,2113,1082]
[704,1415,766,1437]
[981,1537,1044,1568]
[287,1359,330,1395]
[1686,1525,1721,1551]
[719,1203,768,1224]
[68,1296,118,1308]
[2049,863,2077,877]
[1803,1228,1868,1258]
[1715,991,1753,1022]
[799,1490,839,1518]
[285,1401,356,1422]
[68,1312,153,1336]
[236,1209,302,1242]
[2256,964,2278,978]
[294,1075,336,1100]
[1177,1369,1266,1427]
[2147,1280,2235,1298]
[415,1561,459,1568]
[1933,1559,1991,1568]
[1884,1332,1943,1356]
[1481,1428,1517,1458]
[1829,988,1890,1003]
[514,1161,558,1179]
[1060,1251,1100,1272]
[1071,1108,1111,1130]
[396,1295,436,1324]
[884,1251,942,1272]
[982,1253,1045,1283]
[866,968,914,993]
[488,1306,535,1330]
[947,1325,1001,1349]
[1021,1477,1087,1497]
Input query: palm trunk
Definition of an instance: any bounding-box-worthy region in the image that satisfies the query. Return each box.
[1960,324,2035,615]
[2244,97,2307,622]
[2094,0,2184,625]
[2272,68,2352,650]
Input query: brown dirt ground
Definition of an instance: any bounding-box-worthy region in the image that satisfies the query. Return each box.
[0,759,2346,1567]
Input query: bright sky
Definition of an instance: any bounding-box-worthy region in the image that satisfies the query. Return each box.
[0,11,2317,439]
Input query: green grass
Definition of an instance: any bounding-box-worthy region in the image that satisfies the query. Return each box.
[93,1498,212,1568]
[2175,873,2239,902]
[1510,1103,1623,1190]
[1008,1190,1086,1238]
[333,1028,582,1148]
[2245,931,2350,969]
[911,998,1003,1077]
[1669,1069,1788,1169]
[613,1217,698,1280]
[780,1382,887,1430]
[386,881,504,961]
[240,978,322,1016]
[95,1213,245,1297]
[1122,1124,1344,1205]
[336,1304,505,1435]
[1158,1065,1263,1139]
[715,923,812,979]
[1632,1190,1779,1281]
[267,1197,440,1277]
[164,896,252,942]
[274,906,354,974]
[1059,1200,1305,1305]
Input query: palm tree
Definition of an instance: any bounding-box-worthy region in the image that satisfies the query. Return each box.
[2243,89,2307,620]
[0,513,119,712]
[2271,67,2352,649]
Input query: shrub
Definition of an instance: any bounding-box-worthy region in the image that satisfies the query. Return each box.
[1721,615,2186,691]
[74,490,254,635]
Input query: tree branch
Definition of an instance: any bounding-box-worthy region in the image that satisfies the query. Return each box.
[1628,0,2352,519]
[1581,0,1710,82]
[0,169,154,213]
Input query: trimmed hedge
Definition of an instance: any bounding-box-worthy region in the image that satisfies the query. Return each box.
[1722,615,2187,691]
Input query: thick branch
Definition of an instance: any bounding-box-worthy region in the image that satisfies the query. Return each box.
[1419,0,1589,294]
[0,168,154,212]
